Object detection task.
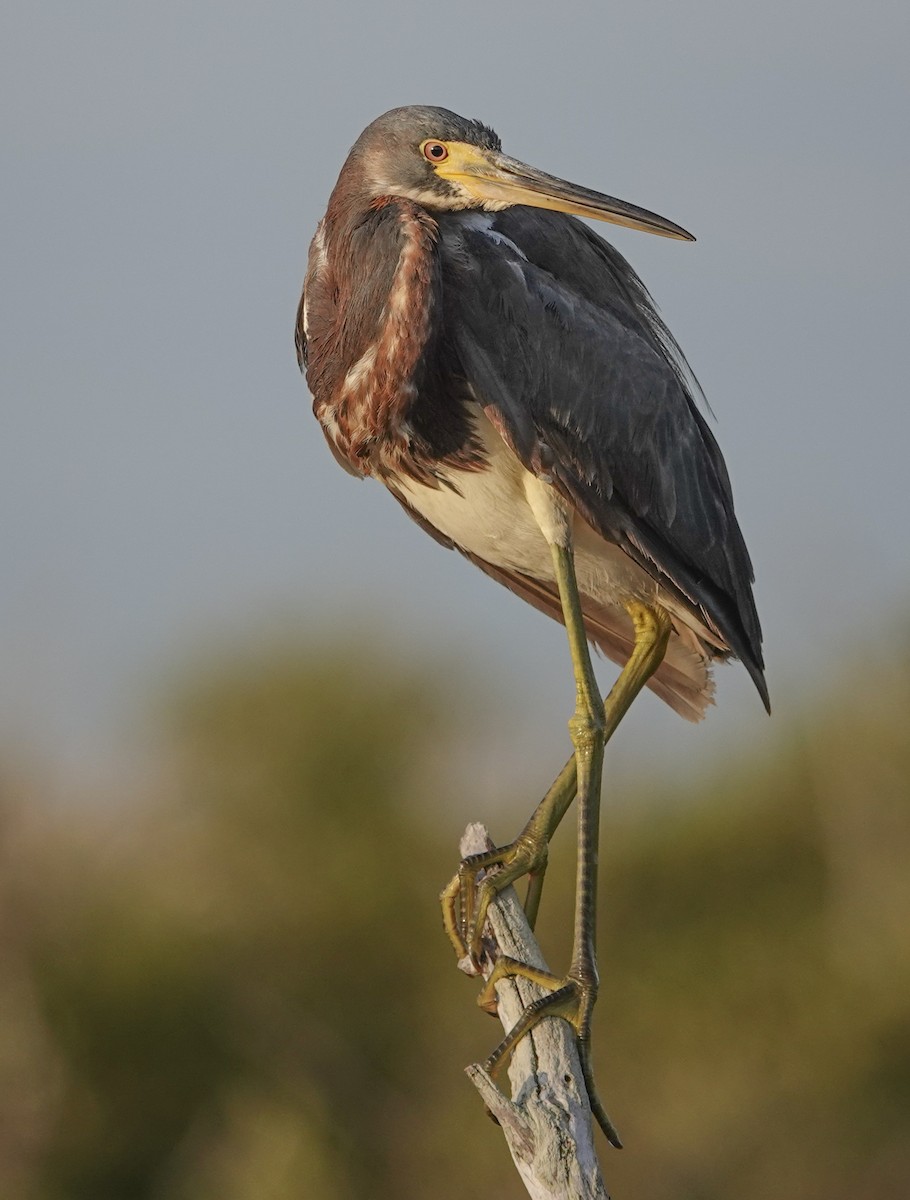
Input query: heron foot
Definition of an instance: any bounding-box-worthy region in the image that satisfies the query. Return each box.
[440,835,549,968]
[441,756,578,967]
[478,955,622,1148]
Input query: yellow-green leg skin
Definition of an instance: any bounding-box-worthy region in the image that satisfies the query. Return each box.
[478,955,563,1016]
[480,540,672,1147]
[479,959,623,1149]
[441,754,577,964]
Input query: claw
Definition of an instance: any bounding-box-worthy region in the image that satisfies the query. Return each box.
[480,955,623,1148]
[440,756,578,965]
[441,839,546,966]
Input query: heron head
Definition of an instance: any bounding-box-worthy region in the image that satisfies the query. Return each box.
[343,105,694,241]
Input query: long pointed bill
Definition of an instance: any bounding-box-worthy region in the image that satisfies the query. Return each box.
[436,146,694,241]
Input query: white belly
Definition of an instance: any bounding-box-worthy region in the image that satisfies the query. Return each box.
[395,407,657,612]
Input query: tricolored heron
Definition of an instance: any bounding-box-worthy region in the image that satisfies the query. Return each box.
[296,106,767,1143]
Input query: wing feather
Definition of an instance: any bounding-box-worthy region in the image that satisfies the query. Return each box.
[438,208,767,708]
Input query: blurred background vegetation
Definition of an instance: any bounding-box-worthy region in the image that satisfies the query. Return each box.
[1,620,908,1200]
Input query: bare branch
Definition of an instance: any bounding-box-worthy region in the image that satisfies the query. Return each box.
[456,823,611,1200]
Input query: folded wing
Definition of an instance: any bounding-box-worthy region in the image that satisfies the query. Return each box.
[438,208,768,709]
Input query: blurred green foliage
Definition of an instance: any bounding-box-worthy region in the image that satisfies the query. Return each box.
[1,630,908,1198]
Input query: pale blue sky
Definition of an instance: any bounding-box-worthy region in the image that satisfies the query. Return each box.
[2,1,909,787]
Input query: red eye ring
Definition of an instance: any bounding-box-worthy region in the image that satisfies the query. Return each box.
[423,141,448,162]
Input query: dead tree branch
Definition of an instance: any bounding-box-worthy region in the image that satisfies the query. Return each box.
[455,822,611,1200]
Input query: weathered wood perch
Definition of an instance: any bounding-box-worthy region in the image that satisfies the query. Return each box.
[456,822,612,1200]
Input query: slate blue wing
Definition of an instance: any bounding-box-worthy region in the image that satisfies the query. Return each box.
[438,208,767,708]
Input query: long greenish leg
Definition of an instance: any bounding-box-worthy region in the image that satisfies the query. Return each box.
[555,538,615,1140]
[550,540,605,991]
[481,538,672,1145]
[441,755,577,963]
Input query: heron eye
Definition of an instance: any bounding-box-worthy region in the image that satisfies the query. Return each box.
[423,141,449,163]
